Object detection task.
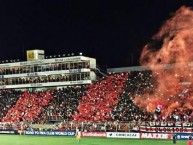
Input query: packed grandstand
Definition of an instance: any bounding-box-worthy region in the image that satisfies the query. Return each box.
[0,50,192,135]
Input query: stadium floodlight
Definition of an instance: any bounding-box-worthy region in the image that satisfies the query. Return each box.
[79,52,82,56]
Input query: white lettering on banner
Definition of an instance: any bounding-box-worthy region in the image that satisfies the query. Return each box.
[0,56,91,68]
[25,131,76,136]
[0,131,15,134]
[70,81,84,84]
[27,72,38,76]
[140,126,192,133]
[25,131,34,135]
[69,69,81,73]
[0,85,6,89]
[55,132,65,135]
[106,132,140,139]
[68,132,75,136]
[81,132,106,137]
[55,58,64,62]
[54,57,81,62]
[31,83,43,87]
[0,80,92,89]
[180,135,190,139]
[140,133,172,139]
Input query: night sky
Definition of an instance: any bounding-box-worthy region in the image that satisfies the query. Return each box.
[0,0,192,68]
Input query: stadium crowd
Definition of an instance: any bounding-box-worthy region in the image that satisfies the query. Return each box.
[0,90,21,121]
[0,69,192,131]
[37,85,88,123]
[2,90,54,123]
[111,71,154,122]
[72,72,128,122]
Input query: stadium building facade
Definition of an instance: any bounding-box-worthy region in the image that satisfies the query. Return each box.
[0,51,96,89]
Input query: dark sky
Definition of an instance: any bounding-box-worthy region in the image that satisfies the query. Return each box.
[0,0,192,68]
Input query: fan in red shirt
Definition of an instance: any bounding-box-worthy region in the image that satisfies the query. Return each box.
[188,136,193,145]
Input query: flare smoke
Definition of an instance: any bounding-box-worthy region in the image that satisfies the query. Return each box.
[136,6,193,115]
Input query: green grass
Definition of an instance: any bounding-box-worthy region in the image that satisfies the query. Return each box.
[0,135,188,145]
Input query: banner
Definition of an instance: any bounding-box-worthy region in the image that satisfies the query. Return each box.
[0,80,92,89]
[140,126,193,133]
[176,133,193,140]
[3,68,90,79]
[107,132,139,139]
[81,132,106,137]
[140,133,172,140]
[148,122,192,127]
[0,130,16,134]
[0,56,85,68]
[25,131,76,136]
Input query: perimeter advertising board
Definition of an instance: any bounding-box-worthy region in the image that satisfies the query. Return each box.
[25,131,76,136]
[176,133,193,140]
[106,132,139,138]
[140,133,172,140]
[81,132,106,137]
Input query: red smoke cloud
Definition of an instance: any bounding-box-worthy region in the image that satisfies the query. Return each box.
[135,6,193,116]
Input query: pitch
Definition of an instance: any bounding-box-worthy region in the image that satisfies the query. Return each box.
[0,135,188,145]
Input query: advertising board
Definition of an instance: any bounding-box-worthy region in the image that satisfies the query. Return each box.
[0,130,16,134]
[140,126,193,133]
[81,132,106,137]
[140,133,172,140]
[106,132,139,138]
[176,133,193,140]
[25,131,76,136]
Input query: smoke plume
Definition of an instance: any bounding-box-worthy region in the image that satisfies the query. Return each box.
[136,6,193,116]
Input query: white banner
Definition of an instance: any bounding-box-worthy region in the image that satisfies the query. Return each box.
[140,126,193,133]
[2,68,90,78]
[140,133,172,140]
[0,80,92,89]
[0,56,96,68]
[107,132,140,139]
